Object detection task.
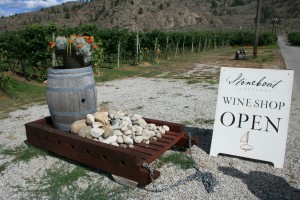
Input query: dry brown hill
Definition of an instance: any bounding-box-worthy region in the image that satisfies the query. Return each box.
[0,0,299,33]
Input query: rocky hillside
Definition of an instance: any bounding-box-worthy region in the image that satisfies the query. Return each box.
[0,0,299,33]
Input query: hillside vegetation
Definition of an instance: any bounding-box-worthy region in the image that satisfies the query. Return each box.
[0,0,299,33]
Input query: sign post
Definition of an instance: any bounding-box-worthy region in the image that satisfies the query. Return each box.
[210,67,294,168]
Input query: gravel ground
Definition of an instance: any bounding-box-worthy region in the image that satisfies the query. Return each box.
[0,64,299,199]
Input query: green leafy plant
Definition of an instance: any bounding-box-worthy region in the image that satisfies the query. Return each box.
[288,32,300,46]
[0,71,13,95]
[0,145,47,162]
[160,152,195,169]
[0,163,7,173]
[41,164,87,199]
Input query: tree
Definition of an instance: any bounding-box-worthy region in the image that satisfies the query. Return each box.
[64,12,71,19]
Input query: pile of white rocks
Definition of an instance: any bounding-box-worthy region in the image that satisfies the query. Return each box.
[70,110,170,148]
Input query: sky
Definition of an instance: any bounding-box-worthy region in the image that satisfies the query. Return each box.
[0,0,77,17]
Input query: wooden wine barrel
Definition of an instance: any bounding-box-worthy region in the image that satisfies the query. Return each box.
[46,66,97,131]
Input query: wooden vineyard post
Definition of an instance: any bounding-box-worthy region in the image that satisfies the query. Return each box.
[117,40,120,69]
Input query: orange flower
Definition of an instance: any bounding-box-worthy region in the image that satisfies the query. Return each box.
[78,44,83,48]
[88,36,94,44]
[69,39,74,44]
[92,45,97,49]
[49,41,55,48]
[83,35,89,39]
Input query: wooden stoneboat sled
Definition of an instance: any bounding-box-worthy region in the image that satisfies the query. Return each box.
[25,116,193,186]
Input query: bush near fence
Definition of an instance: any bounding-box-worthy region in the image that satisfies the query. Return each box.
[288,32,300,46]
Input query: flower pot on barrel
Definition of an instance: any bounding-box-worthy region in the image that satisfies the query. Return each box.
[47,35,97,131]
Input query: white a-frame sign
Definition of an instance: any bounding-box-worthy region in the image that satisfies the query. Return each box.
[210,67,294,168]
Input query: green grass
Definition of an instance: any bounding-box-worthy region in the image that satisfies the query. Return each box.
[181,120,193,126]
[194,118,215,126]
[0,78,46,118]
[99,101,112,106]
[94,67,141,82]
[74,184,127,200]
[94,64,165,82]
[0,145,47,163]
[41,164,87,199]
[133,105,144,110]
[159,152,195,169]
[26,163,127,199]
[0,163,7,173]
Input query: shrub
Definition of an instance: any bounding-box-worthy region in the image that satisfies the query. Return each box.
[229,31,254,46]
[231,0,245,7]
[288,32,300,46]
[0,71,13,95]
[259,32,276,46]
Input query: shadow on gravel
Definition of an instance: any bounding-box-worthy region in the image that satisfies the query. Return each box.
[219,166,300,200]
[184,126,213,154]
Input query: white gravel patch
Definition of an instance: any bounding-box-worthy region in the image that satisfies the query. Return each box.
[0,66,299,199]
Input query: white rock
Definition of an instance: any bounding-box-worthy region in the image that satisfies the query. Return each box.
[123,135,133,145]
[130,115,138,121]
[149,131,156,137]
[129,144,134,148]
[130,114,142,121]
[90,128,104,138]
[131,126,136,133]
[134,136,144,143]
[113,111,123,119]
[163,125,170,132]
[124,130,132,135]
[102,140,110,144]
[111,142,119,147]
[120,111,126,117]
[143,139,150,144]
[103,135,118,144]
[99,137,105,142]
[108,110,116,119]
[135,131,142,136]
[121,126,129,132]
[111,125,121,130]
[120,144,128,148]
[142,128,148,133]
[117,136,124,143]
[122,116,132,126]
[86,114,95,125]
[121,120,129,126]
[135,126,143,132]
[156,132,162,138]
[159,127,166,134]
[113,130,123,136]
[92,122,104,128]
[147,123,156,131]
[142,132,150,140]
[109,113,115,119]
[137,119,147,127]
